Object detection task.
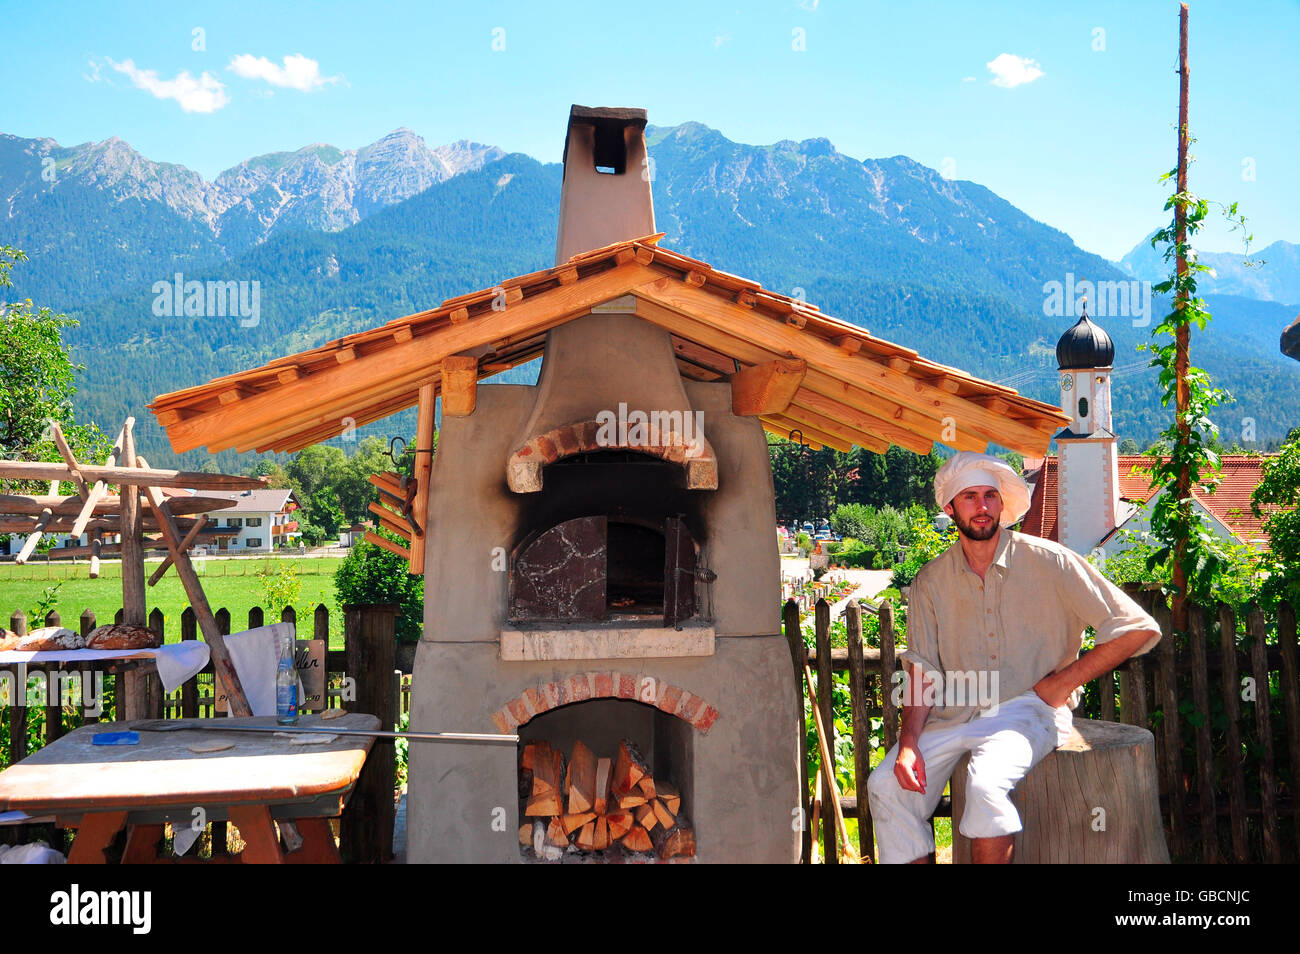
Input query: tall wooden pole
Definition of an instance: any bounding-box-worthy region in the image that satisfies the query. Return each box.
[119,418,150,720]
[1172,3,1191,638]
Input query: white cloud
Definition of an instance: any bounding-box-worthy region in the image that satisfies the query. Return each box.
[961,76,977,83]
[106,58,230,112]
[227,53,341,92]
[986,53,1044,88]
[799,0,820,10]
[713,33,731,50]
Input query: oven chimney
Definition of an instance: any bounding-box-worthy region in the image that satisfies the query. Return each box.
[555,105,655,265]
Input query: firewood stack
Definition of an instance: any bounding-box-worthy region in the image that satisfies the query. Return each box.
[518,739,696,861]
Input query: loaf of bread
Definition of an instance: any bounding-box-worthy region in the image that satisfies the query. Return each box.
[10,627,85,651]
[86,624,162,650]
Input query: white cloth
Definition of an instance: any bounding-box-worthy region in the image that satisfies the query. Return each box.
[933,451,1031,526]
[0,842,66,864]
[223,622,295,717]
[0,643,210,695]
[867,691,1071,863]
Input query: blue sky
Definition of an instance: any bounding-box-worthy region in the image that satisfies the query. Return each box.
[2,0,1296,260]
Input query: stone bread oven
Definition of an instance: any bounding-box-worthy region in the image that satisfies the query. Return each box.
[406,107,801,863]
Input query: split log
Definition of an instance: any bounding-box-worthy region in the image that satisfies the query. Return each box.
[634,803,658,832]
[617,792,648,809]
[607,812,634,841]
[519,824,532,847]
[621,826,653,853]
[651,819,696,860]
[613,739,650,795]
[593,757,612,814]
[652,798,675,830]
[525,790,561,817]
[592,816,610,851]
[561,811,595,836]
[566,740,597,814]
[658,781,681,815]
[951,718,1170,864]
[546,818,570,847]
[531,741,561,795]
[637,776,656,800]
[576,822,596,850]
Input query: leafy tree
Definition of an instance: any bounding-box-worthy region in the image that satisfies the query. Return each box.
[1253,434,1300,607]
[830,503,874,541]
[0,246,109,491]
[334,537,424,643]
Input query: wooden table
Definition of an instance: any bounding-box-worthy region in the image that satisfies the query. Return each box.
[0,713,379,863]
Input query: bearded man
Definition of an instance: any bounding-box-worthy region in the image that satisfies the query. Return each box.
[866,451,1161,864]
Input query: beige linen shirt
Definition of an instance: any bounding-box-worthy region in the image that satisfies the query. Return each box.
[899,528,1161,734]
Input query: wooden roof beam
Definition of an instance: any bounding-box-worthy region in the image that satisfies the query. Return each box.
[163,261,665,454]
[0,461,266,491]
[730,358,807,417]
[634,295,990,453]
[759,418,824,452]
[762,414,852,453]
[632,280,1060,456]
[780,403,891,454]
[441,355,478,417]
[789,390,934,456]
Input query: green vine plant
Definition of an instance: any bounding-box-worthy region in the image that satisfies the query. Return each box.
[1138,145,1260,613]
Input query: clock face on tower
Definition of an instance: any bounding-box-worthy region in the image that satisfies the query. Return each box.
[1062,376,1074,392]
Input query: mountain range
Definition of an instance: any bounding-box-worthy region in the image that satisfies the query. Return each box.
[2,123,1296,470]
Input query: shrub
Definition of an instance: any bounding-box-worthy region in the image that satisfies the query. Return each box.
[334,536,424,643]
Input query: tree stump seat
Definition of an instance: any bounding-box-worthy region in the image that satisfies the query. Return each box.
[951,718,1170,864]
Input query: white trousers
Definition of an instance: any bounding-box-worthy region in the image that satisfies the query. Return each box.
[866,691,1072,864]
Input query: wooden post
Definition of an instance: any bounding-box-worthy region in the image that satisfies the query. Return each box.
[1188,604,1217,862]
[7,611,27,765]
[782,599,810,863]
[1217,603,1249,862]
[1170,2,1192,641]
[845,600,873,862]
[119,420,148,721]
[409,382,436,576]
[1248,605,1280,864]
[79,610,100,723]
[1278,601,1300,861]
[879,601,899,751]
[1149,590,1184,859]
[814,598,836,864]
[180,608,198,719]
[137,464,252,718]
[340,604,398,864]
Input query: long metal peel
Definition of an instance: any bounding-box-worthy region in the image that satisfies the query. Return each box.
[132,720,518,745]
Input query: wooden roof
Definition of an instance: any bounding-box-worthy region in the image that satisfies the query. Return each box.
[149,234,1069,457]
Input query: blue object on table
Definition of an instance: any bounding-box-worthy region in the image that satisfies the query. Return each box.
[91,731,139,746]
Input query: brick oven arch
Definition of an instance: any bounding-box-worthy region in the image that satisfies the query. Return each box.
[507,420,719,493]
[491,671,719,735]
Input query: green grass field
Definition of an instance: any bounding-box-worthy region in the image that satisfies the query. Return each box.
[0,557,346,646]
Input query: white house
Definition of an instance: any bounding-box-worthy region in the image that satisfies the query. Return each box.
[200,488,302,552]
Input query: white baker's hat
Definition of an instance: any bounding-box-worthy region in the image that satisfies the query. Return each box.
[933,451,1031,526]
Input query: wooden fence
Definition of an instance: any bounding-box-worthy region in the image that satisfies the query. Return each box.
[0,602,405,862]
[791,586,1300,865]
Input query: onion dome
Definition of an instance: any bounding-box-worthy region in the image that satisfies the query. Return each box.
[1056,301,1114,370]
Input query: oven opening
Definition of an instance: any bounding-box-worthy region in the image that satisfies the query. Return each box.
[607,521,664,617]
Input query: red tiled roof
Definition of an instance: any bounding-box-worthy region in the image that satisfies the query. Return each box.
[1020,456,1058,541]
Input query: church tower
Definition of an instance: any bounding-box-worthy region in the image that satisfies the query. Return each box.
[1054,301,1123,555]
